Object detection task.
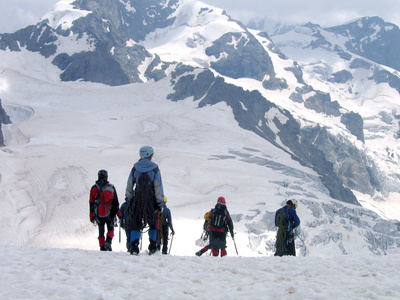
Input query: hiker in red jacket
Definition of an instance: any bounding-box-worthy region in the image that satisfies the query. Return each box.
[89,169,121,251]
[208,197,234,257]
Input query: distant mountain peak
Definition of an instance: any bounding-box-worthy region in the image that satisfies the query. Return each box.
[41,0,91,30]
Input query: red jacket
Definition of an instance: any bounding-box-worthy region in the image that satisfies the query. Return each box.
[89,182,121,221]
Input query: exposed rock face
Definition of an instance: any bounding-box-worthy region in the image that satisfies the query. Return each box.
[206,32,274,81]
[167,71,372,204]
[326,16,400,72]
[341,112,365,142]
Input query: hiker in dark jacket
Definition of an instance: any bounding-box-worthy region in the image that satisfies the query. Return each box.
[158,196,175,254]
[124,146,164,255]
[274,199,300,256]
[119,199,131,252]
[89,169,121,251]
[208,196,234,257]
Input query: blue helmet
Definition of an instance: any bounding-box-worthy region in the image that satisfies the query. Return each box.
[139,145,154,158]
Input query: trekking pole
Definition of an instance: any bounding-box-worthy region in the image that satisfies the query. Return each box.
[232,235,239,256]
[295,231,306,247]
[295,230,307,255]
[119,222,121,244]
[168,232,174,255]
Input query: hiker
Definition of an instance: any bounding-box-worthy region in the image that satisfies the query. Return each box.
[195,210,212,256]
[157,196,175,254]
[124,146,164,255]
[89,169,121,251]
[274,199,300,256]
[119,198,132,252]
[208,196,234,257]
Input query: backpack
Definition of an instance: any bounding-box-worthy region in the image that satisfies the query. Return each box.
[94,184,115,219]
[275,206,291,256]
[203,211,211,232]
[276,206,290,228]
[126,167,158,231]
[210,206,227,229]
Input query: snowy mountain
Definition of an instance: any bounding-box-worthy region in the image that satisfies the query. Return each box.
[0,0,399,257]
[247,17,297,37]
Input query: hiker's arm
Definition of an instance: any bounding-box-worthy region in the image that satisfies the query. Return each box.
[228,214,234,234]
[167,210,174,231]
[89,187,95,221]
[293,211,300,227]
[274,209,279,227]
[125,169,135,201]
[153,171,164,205]
[111,187,122,218]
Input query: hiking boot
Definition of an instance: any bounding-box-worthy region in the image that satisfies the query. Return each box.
[196,249,205,256]
[148,240,157,255]
[103,242,112,251]
[162,251,168,255]
[130,240,139,255]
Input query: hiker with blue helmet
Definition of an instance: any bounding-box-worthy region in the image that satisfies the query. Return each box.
[274,199,300,256]
[124,146,164,255]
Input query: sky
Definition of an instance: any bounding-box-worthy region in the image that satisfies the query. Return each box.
[1,0,400,33]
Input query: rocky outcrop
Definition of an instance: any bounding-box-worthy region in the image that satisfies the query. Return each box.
[326,16,400,72]
[206,32,274,81]
[167,71,374,204]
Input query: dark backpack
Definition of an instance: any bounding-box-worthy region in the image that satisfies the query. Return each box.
[275,206,291,256]
[276,206,289,229]
[210,206,227,229]
[126,167,158,231]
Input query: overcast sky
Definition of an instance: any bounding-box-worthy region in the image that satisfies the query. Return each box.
[1,0,400,33]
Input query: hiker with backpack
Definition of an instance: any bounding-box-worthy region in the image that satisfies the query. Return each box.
[89,169,121,251]
[274,199,300,256]
[207,196,234,257]
[195,210,212,256]
[119,198,132,252]
[157,196,175,254]
[124,146,164,255]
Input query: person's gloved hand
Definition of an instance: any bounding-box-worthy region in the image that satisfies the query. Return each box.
[90,212,95,223]
[171,231,175,235]
[231,231,235,238]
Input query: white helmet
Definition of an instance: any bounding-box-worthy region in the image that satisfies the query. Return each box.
[287,199,298,209]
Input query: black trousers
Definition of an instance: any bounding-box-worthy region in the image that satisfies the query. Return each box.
[286,231,296,256]
[98,217,114,238]
[161,224,169,253]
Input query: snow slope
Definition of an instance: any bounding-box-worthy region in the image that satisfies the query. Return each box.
[0,49,319,253]
[1,246,399,299]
